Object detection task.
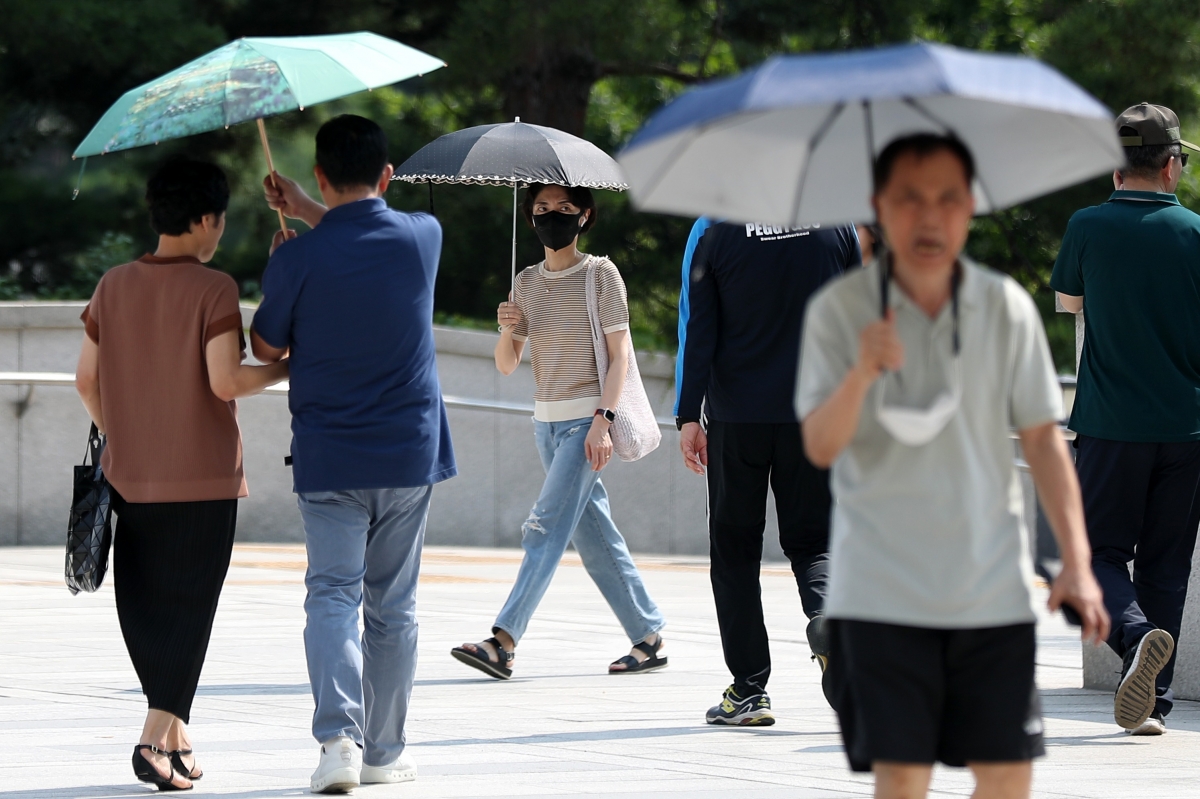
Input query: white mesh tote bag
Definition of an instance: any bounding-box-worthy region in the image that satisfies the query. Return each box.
[585,256,662,462]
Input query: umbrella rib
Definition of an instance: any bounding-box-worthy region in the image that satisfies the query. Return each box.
[902,96,953,134]
[635,127,704,204]
[789,102,845,226]
[903,97,999,212]
[633,110,772,202]
[862,100,876,181]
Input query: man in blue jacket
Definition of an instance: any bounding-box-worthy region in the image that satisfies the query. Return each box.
[253,115,456,792]
[676,218,860,725]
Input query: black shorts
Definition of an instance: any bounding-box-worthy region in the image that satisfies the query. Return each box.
[828,620,1045,772]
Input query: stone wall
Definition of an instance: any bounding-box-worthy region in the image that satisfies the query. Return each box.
[0,301,792,558]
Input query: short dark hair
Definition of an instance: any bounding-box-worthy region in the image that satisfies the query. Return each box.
[145,158,229,236]
[873,133,976,194]
[521,184,598,232]
[315,114,389,190]
[1119,126,1181,179]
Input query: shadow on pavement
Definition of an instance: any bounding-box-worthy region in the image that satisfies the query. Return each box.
[0,789,309,799]
[423,724,815,747]
[117,683,310,695]
[195,683,311,695]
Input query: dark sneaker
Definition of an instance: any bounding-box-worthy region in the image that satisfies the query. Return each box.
[705,685,775,726]
[1128,710,1166,736]
[1114,629,1174,730]
[806,615,831,672]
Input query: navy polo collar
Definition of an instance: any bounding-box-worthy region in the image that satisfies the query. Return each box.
[322,197,388,222]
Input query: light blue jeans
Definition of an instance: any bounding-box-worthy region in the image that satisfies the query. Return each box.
[299,485,432,767]
[494,418,665,644]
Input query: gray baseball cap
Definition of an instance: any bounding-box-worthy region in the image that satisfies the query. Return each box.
[1116,103,1199,151]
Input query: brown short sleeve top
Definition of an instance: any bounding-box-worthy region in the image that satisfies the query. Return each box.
[82,254,248,503]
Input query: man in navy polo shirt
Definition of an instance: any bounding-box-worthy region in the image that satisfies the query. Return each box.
[1053,103,1200,737]
[252,114,455,793]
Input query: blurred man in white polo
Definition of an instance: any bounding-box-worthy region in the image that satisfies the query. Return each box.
[797,133,1109,799]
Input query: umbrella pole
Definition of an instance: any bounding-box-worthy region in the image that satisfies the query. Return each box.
[511,181,518,297]
[257,118,289,234]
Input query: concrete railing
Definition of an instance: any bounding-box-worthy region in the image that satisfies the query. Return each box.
[0,363,1065,559]
[0,302,716,557]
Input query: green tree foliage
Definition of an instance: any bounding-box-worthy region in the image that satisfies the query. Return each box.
[2,0,1199,363]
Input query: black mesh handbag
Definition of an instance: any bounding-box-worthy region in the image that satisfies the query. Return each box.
[65,423,114,595]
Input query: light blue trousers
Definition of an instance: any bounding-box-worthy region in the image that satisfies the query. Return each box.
[494,418,665,644]
[299,485,431,767]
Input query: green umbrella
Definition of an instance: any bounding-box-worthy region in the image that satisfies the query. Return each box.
[72,32,445,228]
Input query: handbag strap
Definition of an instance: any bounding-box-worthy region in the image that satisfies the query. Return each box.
[584,255,609,386]
[84,423,103,467]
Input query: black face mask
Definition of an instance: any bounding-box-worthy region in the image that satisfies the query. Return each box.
[532,210,584,251]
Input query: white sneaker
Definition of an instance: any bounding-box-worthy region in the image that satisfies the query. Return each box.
[310,736,362,794]
[1114,629,1174,730]
[1129,711,1167,736]
[360,750,417,784]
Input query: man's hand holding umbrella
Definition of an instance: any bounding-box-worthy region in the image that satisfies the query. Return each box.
[262,172,320,255]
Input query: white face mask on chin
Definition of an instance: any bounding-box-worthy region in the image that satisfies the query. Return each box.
[875,358,962,447]
[873,253,964,447]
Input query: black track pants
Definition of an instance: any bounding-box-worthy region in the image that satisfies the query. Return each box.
[706,420,831,696]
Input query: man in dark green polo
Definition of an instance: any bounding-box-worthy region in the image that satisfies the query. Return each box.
[1052,102,1200,737]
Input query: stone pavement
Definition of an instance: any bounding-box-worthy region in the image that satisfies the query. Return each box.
[1,544,1197,798]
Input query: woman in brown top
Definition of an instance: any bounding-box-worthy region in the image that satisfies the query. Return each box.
[75,159,288,791]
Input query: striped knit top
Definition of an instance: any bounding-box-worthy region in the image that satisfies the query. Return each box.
[512,254,630,422]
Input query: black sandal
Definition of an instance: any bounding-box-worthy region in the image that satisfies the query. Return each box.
[609,636,668,674]
[451,636,514,680]
[132,744,192,791]
[170,749,202,781]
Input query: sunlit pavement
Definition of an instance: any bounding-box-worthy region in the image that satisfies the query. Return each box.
[2,544,1198,798]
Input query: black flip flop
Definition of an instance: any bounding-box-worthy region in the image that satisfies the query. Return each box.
[451,636,514,680]
[609,637,668,674]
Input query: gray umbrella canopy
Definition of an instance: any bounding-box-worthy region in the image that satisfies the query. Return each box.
[618,43,1123,228]
[393,119,628,189]
[394,119,627,291]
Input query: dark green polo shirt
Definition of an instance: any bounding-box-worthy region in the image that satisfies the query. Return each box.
[1051,190,1200,442]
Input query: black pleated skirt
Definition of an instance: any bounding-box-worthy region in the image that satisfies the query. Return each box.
[112,493,237,723]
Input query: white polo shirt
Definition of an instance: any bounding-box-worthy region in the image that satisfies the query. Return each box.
[796,258,1062,628]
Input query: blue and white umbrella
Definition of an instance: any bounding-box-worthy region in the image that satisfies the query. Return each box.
[618,43,1124,227]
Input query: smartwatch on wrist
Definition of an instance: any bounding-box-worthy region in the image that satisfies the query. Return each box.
[594,408,616,423]
[676,417,700,431]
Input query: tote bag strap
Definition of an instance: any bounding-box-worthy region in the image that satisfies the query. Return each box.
[584,255,610,387]
[84,423,103,467]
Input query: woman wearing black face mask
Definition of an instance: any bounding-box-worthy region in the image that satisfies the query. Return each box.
[450,183,667,681]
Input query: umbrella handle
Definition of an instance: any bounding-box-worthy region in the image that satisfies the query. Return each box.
[257,118,289,234]
[511,182,518,296]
